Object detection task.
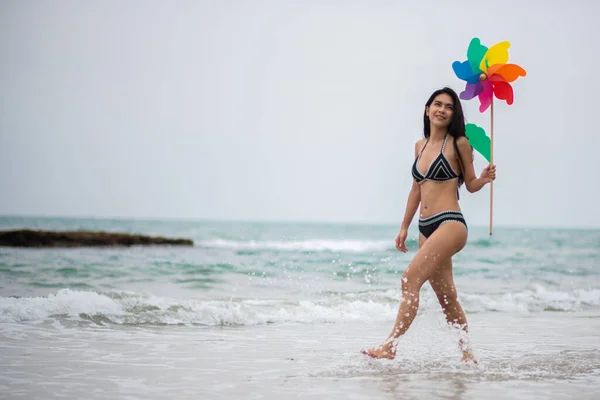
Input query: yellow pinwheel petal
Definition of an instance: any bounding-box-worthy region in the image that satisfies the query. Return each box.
[479,41,511,72]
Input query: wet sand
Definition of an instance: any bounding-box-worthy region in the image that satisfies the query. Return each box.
[2,311,599,399]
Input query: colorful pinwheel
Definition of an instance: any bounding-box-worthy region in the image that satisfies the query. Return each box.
[451,37,527,236]
[452,38,526,113]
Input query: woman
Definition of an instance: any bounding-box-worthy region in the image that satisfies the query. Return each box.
[361,87,496,362]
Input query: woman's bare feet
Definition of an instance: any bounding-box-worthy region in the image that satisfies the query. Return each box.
[458,337,478,364]
[461,349,478,364]
[360,340,396,359]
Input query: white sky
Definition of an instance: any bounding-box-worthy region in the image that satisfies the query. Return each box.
[1,0,599,228]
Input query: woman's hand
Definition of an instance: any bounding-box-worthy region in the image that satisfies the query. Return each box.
[395,229,408,253]
[479,164,497,183]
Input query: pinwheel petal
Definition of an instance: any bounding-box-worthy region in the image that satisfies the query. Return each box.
[460,82,483,100]
[491,78,514,105]
[490,64,527,83]
[478,79,493,113]
[488,74,506,83]
[466,123,491,162]
[467,38,488,75]
[479,41,510,72]
[452,60,480,84]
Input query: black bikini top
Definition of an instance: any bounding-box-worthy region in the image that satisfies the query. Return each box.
[411,134,460,183]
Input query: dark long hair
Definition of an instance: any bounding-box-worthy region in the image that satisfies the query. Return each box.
[422,87,468,192]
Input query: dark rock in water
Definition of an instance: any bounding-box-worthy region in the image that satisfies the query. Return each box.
[0,229,194,248]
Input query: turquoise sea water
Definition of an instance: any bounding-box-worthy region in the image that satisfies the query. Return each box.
[1,216,599,399]
[1,216,598,323]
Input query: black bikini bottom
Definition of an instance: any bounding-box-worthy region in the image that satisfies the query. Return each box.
[418,211,467,239]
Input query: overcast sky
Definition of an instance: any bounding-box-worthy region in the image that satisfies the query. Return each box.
[1,0,599,228]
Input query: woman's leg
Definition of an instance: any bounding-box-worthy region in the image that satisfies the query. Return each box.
[429,258,476,362]
[429,258,468,329]
[362,221,467,359]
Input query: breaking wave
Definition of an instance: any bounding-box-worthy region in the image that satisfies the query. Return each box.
[1,285,599,326]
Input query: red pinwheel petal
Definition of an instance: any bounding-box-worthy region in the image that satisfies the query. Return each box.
[492,79,514,105]
[488,74,506,83]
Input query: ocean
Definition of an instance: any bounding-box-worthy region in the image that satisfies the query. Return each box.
[1,216,599,399]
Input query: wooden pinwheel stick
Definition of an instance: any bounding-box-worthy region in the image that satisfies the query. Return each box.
[489,97,494,236]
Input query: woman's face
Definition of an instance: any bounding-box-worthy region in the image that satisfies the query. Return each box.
[426,93,454,128]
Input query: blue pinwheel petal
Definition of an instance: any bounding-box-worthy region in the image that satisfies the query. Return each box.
[452,60,480,84]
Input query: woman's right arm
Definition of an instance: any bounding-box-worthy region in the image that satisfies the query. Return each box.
[400,179,421,231]
[396,141,422,252]
[400,140,422,231]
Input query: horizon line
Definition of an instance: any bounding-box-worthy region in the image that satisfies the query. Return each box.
[0,213,598,231]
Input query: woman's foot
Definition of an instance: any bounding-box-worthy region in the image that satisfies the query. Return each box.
[458,338,478,364]
[360,341,396,359]
[461,348,478,364]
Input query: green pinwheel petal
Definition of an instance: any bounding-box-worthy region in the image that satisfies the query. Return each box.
[466,123,490,162]
[467,38,488,75]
